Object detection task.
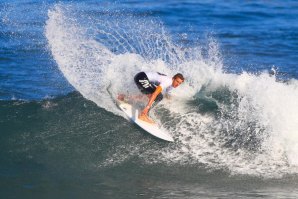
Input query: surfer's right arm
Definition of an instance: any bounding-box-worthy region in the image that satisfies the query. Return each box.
[141,86,162,116]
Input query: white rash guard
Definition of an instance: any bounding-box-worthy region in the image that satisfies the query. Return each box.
[146,72,173,94]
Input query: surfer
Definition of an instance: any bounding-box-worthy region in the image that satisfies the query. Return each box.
[133,72,184,123]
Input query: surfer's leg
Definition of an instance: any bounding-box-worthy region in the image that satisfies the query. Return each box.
[134,72,159,123]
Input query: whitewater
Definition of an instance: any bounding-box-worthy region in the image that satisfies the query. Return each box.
[44,4,298,178]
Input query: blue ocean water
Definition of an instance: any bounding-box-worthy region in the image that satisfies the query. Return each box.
[1,1,298,198]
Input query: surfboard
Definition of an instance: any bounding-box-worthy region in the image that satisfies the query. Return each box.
[116,100,174,142]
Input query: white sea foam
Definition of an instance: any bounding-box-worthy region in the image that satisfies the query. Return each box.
[45,4,298,177]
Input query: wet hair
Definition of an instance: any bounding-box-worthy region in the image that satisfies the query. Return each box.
[173,73,184,81]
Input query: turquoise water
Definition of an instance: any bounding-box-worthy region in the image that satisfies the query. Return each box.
[1,1,298,198]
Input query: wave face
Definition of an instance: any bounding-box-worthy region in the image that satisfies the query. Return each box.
[45,4,298,178]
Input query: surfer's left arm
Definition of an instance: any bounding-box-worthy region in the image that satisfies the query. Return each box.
[141,86,162,115]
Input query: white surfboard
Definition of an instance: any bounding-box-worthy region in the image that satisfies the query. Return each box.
[116,100,174,142]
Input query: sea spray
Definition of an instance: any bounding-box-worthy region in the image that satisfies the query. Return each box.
[45,4,298,177]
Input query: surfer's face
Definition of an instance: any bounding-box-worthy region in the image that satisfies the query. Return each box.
[172,77,184,88]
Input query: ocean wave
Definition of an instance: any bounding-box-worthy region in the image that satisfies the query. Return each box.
[44,4,298,177]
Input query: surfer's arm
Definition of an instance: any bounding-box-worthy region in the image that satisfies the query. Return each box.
[141,86,162,115]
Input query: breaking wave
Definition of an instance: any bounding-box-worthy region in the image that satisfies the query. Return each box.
[45,4,298,178]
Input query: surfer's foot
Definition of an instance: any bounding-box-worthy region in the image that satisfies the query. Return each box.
[117,94,126,101]
[138,114,155,124]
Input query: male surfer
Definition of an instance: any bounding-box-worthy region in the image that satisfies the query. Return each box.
[132,72,184,123]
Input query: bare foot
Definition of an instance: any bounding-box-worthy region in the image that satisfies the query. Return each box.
[117,94,125,101]
[138,114,155,124]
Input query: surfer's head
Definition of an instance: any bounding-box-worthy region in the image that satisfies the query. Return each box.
[172,73,184,88]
